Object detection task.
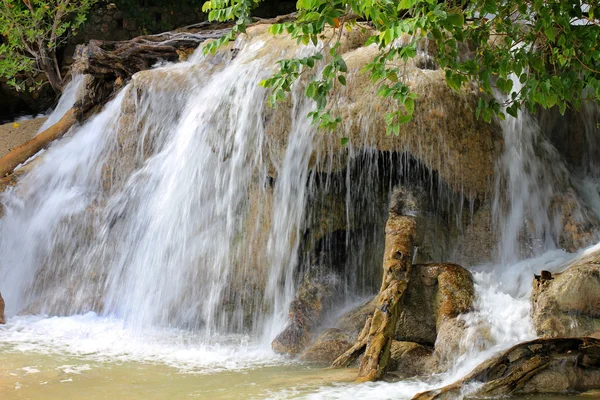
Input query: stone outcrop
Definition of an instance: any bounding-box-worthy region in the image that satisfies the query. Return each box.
[300,328,352,364]
[413,338,600,399]
[387,341,437,379]
[532,252,600,338]
[320,259,474,375]
[272,266,343,355]
[334,298,377,341]
[329,187,475,381]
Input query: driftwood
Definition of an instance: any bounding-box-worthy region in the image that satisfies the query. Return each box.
[75,29,230,80]
[413,337,600,399]
[0,109,78,178]
[71,13,300,109]
[74,13,298,82]
[331,188,418,382]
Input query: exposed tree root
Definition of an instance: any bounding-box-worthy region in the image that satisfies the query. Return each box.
[331,188,419,382]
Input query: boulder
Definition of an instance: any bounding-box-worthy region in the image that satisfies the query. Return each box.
[387,341,437,379]
[272,267,343,355]
[532,257,600,338]
[396,263,474,349]
[335,298,377,340]
[300,328,352,364]
[413,338,600,399]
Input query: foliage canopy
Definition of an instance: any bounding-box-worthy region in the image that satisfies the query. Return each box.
[202,0,600,134]
[0,0,96,92]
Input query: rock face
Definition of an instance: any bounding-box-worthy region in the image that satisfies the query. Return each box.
[272,267,343,355]
[396,263,474,347]
[328,262,474,376]
[387,341,437,379]
[300,328,352,364]
[413,338,600,399]
[0,291,5,324]
[532,255,600,338]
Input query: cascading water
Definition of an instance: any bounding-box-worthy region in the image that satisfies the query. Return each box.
[0,25,599,400]
[38,74,85,132]
[0,34,322,338]
[492,79,571,264]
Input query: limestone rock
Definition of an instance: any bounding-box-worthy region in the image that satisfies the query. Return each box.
[300,328,352,364]
[335,298,377,340]
[452,203,496,266]
[551,189,600,253]
[272,267,342,355]
[413,338,600,399]
[396,263,474,348]
[387,341,437,379]
[0,117,46,158]
[532,258,600,338]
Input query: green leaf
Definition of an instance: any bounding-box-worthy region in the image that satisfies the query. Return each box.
[404,97,415,115]
[446,11,464,27]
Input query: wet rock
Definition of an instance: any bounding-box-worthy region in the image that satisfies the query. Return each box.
[551,189,600,252]
[335,298,377,340]
[396,263,474,349]
[300,328,352,364]
[272,267,343,355]
[0,291,5,324]
[532,255,600,338]
[387,341,437,379]
[412,338,600,399]
[452,203,496,266]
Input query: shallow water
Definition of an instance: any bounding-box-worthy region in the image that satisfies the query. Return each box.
[0,309,596,400]
[0,347,594,400]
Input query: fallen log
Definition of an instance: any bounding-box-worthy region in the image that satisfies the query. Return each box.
[412,337,600,399]
[71,14,299,109]
[0,109,78,178]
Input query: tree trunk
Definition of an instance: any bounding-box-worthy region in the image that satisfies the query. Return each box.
[331,188,418,382]
[39,51,64,93]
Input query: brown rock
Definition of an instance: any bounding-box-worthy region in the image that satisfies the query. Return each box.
[413,338,600,399]
[300,328,352,364]
[271,267,342,355]
[334,298,377,340]
[532,257,600,338]
[0,117,46,158]
[388,341,437,379]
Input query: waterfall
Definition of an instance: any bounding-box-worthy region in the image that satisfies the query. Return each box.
[1,25,600,400]
[492,79,571,264]
[0,35,321,338]
[38,74,85,132]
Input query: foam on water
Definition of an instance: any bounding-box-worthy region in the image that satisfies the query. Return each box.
[0,313,286,374]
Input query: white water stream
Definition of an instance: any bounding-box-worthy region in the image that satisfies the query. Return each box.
[0,31,599,400]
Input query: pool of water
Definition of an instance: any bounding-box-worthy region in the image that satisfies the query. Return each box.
[1,310,597,400]
[1,350,596,400]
